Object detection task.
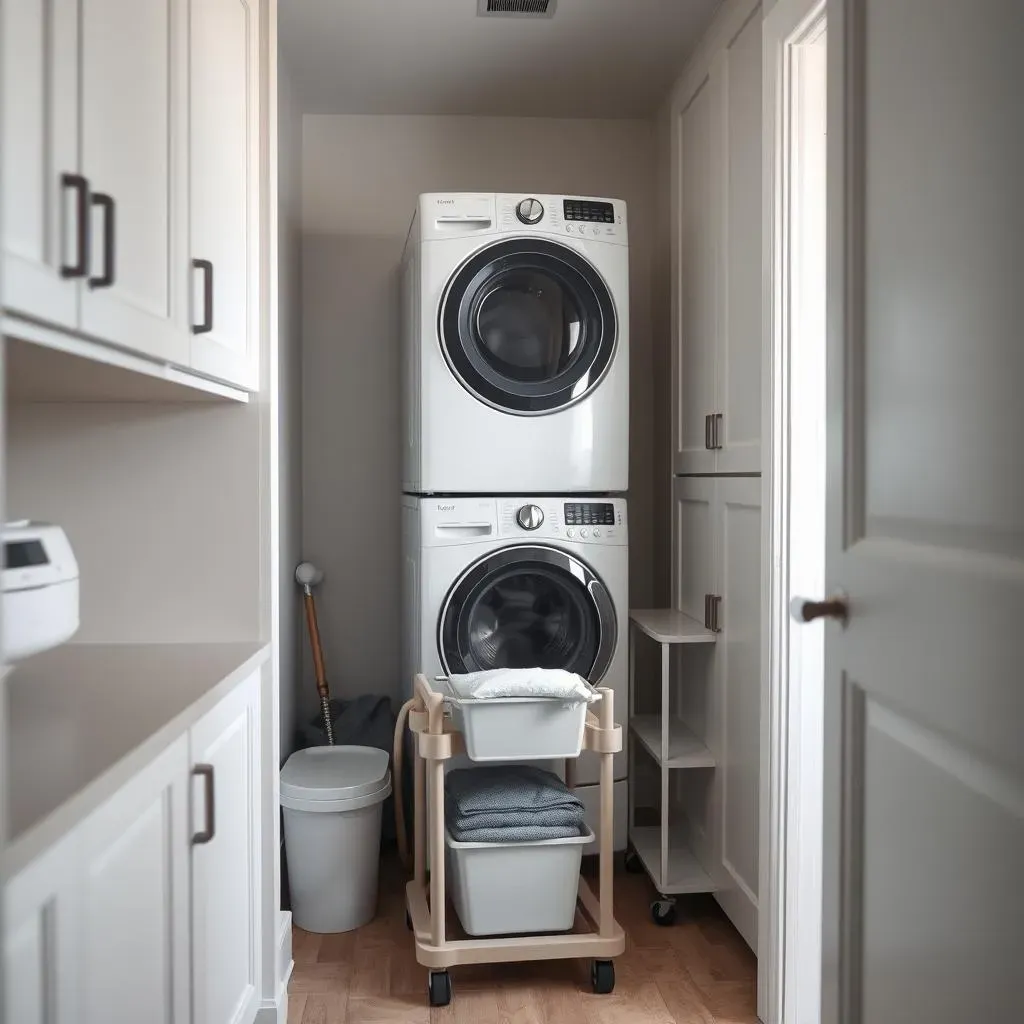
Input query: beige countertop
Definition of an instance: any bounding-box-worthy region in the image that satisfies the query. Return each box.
[4,641,270,878]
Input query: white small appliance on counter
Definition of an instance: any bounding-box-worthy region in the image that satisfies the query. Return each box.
[2,521,80,660]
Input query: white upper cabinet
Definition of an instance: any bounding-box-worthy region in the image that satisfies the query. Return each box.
[672,2,763,475]
[189,0,260,390]
[1,0,80,329]
[78,0,189,365]
[1,0,261,392]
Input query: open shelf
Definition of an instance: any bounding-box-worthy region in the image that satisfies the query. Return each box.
[630,825,716,895]
[630,715,715,769]
[629,608,716,644]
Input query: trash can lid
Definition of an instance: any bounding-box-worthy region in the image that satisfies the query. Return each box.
[281,745,390,805]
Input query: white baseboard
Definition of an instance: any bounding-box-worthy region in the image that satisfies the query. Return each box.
[254,910,294,1024]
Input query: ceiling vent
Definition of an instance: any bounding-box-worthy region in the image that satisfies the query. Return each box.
[478,0,557,17]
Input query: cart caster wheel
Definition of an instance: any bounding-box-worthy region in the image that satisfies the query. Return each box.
[591,959,615,995]
[624,847,644,874]
[651,898,678,927]
[405,909,413,932]
[428,970,452,1007]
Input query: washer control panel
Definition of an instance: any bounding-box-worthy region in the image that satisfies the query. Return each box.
[497,499,627,544]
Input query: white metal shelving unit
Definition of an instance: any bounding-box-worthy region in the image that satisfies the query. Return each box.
[626,608,718,925]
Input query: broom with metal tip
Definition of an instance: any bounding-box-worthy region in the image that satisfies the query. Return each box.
[295,562,334,745]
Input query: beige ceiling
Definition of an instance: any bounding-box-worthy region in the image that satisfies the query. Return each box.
[280,0,722,117]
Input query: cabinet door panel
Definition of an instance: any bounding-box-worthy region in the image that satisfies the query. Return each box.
[672,476,717,624]
[1,0,79,327]
[190,673,261,1024]
[713,476,761,949]
[79,0,188,363]
[80,737,190,1024]
[4,836,79,1024]
[718,9,764,473]
[189,0,259,389]
[672,75,719,475]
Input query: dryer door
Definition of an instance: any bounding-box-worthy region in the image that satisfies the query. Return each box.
[438,545,617,683]
[438,238,618,414]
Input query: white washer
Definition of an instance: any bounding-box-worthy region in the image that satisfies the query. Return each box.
[401,193,629,494]
[401,494,629,848]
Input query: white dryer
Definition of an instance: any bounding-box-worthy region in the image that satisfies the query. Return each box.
[401,193,629,494]
[401,494,629,848]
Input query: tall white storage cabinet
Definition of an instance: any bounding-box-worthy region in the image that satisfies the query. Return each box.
[665,0,764,953]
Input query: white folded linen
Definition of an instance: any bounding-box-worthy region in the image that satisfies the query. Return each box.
[446,667,599,705]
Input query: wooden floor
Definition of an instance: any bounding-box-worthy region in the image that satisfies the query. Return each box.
[288,857,758,1024]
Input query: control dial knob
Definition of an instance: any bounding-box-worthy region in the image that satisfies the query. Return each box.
[517,504,544,531]
[516,198,544,225]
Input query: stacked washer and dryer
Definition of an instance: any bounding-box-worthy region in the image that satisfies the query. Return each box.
[400,192,630,846]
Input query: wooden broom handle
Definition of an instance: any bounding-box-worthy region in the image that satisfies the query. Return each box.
[302,590,330,698]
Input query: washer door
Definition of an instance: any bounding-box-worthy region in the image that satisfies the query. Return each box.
[438,238,618,414]
[438,545,617,683]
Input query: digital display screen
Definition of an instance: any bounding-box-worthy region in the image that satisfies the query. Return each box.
[4,540,49,569]
[563,503,615,526]
[563,199,615,223]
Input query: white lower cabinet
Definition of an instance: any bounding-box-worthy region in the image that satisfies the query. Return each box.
[3,672,263,1024]
[190,674,261,1024]
[4,830,80,1024]
[671,476,762,949]
[80,737,192,1024]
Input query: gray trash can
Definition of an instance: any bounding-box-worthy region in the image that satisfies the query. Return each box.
[281,745,391,933]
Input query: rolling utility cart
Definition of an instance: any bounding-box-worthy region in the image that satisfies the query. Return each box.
[404,673,625,1008]
[626,609,718,926]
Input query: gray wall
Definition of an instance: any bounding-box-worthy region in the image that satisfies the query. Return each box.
[299,114,657,714]
[277,60,303,758]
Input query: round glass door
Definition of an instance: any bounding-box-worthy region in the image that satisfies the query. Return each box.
[439,545,616,683]
[439,238,617,414]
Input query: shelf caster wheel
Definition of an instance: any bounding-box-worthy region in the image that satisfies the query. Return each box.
[591,959,615,995]
[428,970,452,1007]
[624,847,644,874]
[651,898,678,927]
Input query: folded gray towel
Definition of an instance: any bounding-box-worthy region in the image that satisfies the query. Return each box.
[447,806,584,832]
[448,823,583,843]
[445,766,584,819]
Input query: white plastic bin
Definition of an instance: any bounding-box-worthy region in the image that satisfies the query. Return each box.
[446,826,594,936]
[281,745,391,934]
[440,682,591,761]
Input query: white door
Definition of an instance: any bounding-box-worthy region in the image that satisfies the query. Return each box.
[79,737,191,1024]
[78,0,188,364]
[4,834,80,1024]
[190,673,261,1024]
[189,0,259,389]
[716,8,763,474]
[672,476,716,626]
[712,476,761,949]
[819,2,1024,1021]
[672,71,720,475]
[1,0,80,328]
